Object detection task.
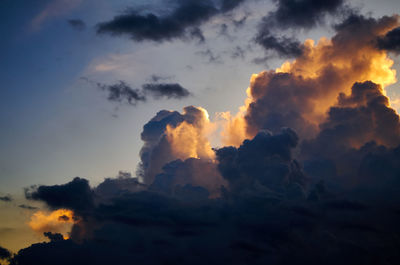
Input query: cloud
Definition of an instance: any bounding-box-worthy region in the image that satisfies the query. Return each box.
[302,81,400,158]
[18,204,38,210]
[28,209,75,239]
[267,0,346,29]
[97,81,146,106]
[142,83,191,99]
[216,128,307,198]
[255,29,304,58]
[10,162,400,265]
[10,9,400,265]
[0,195,12,202]
[377,27,400,53]
[222,14,399,145]
[0,245,11,260]
[43,232,64,242]
[96,81,191,106]
[67,19,86,31]
[150,158,226,198]
[254,0,348,56]
[138,106,216,185]
[299,81,400,188]
[96,0,247,43]
[25,177,94,212]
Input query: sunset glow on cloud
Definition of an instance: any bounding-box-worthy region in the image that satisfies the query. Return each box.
[1,0,400,265]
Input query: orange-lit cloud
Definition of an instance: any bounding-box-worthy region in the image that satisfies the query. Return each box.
[221,15,400,146]
[28,209,75,239]
[166,107,215,161]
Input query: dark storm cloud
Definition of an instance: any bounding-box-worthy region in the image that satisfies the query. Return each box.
[97,81,146,106]
[377,27,400,53]
[142,83,191,99]
[25,177,94,212]
[95,171,146,199]
[96,0,247,43]
[149,158,224,198]
[0,195,12,202]
[216,128,307,197]
[67,19,86,31]
[10,116,400,265]
[11,166,400,265]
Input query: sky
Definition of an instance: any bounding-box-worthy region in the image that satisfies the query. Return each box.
[1,0,400,264]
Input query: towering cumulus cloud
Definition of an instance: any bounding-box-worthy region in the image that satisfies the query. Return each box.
[10,13,400,265]
[223,14,399,145]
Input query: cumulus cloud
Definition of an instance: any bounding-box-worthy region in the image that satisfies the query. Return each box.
[223,14,399,145]
[216,128,307,197]
[96,0,248,43]
[138,106,216,185]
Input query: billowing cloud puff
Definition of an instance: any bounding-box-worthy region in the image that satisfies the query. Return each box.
[216,128,307,198]
[138,106,216,185]
[223,14,399,146]
[302,81,400,157]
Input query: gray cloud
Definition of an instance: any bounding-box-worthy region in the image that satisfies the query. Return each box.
[96,0,248,43]
[143,83,191,99]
